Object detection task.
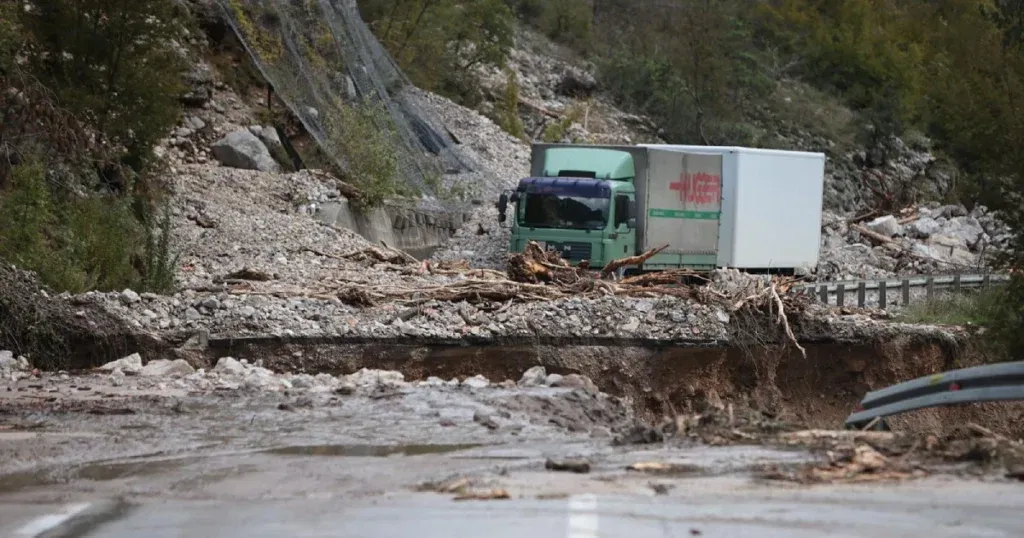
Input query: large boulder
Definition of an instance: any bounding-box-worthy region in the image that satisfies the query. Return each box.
[211,129,281,173]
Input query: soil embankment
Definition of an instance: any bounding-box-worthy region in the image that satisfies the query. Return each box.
[196,327,1022,437]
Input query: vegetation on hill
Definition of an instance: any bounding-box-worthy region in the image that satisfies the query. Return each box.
[0,0,186,294]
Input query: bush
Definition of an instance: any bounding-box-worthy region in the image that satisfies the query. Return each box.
[0,160,178,294]
[324,98,407,209]
[0,0,186,295]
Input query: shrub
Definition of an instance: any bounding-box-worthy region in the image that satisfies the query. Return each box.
[323,98,405,209]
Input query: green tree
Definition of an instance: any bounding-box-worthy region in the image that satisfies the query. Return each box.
[20,0,188,169]
[360,0,514,104]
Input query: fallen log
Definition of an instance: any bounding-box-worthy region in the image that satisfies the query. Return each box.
[600,244,668,277]
[851,223,895,245]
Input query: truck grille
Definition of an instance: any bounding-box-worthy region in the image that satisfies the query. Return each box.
[543,241,592,261]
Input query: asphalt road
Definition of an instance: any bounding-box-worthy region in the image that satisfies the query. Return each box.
[4,476,1024,538]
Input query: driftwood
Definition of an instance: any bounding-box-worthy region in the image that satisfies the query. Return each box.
[851,223,895,245]
[600,244,668,277]
[506,241,590,284]
[517,97,560,119]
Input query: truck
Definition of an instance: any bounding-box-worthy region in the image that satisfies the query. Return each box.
[496,143,826,276]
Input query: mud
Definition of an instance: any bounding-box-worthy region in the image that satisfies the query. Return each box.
[188,330,1019,438]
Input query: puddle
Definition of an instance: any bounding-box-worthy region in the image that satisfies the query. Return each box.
[74,458,191,481]
[260,443,482,457]
[0,469,56,493]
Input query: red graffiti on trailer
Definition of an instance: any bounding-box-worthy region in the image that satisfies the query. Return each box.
[669,172,721,206]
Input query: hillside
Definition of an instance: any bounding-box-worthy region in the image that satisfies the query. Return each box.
[2,0,1024,359]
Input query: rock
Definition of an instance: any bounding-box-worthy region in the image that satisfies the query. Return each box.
[462,375,490,389]
[140,359,196,377]
[518,366,547,386]
[242,367,290,391]
[908,217,942,238]
[120,289,141,304]
[555,68,598,98]
[258,126,283,150]
[622,317,640,332]
[347,368,406,388]
[184,116,206,131]
[545,373,564,386]
[866,215,903,238]
[473,410,500,430]
[544,458,591,474]
[211,129,281,173]
[0,350,20,372]
[553,373,599,395]
[212,356,247,377]
[181,62,214,107]
[98,353,144,375]
[334,380,356,395]
[291,374,315,389]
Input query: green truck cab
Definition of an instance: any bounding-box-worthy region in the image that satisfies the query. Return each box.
[496,143,724,273]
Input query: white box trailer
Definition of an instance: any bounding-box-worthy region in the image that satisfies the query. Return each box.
[639,145,826,273]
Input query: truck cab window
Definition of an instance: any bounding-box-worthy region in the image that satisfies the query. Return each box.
[614,195,630,227]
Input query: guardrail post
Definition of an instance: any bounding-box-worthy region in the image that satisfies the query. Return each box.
[836,284,845,307]
[879,280,887,309]
[902,279,910,306]
[926,276,935,299]
[820,284,828,304]
[953,274,961,294]
[984,274,991,288]
[857,282,866,308]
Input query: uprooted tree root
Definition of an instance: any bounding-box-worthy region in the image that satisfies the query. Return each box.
[0,264,158,370]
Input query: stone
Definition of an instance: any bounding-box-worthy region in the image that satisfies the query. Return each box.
[347,368,406,388]
[258,126,283,150]
[461,375,490,389]
[140,359,196,378]
[291,374,315,389]
[866,215,903,238]
[181,62,214,107]
[908,217,942,238]
[545,373,564,386]
[212,356,247,377]
[120,289,141,304]
[553,373,599,395]
[211,129,281,173]
[0,350,19,372]
[518,366,547,386]
[622,317,640,332]
[98,353,144,375]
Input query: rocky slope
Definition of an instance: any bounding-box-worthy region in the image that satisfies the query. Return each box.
[36,15,1002,350]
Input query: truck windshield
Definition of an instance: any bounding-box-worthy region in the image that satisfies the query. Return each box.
[519,193,609,230]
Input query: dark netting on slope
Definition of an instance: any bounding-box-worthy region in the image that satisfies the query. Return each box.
[214,0,479,202]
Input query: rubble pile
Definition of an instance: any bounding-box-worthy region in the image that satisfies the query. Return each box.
[818,202,1011,280]
[64,247,830,350]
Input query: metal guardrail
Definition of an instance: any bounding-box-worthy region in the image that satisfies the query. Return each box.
[844,361,1024,429]
[794,273,1011,309]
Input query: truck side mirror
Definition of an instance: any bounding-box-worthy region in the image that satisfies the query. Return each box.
[497,193,508,223]
[627,200,636,219]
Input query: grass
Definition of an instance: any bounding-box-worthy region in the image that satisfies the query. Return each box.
[897,287,1007,327]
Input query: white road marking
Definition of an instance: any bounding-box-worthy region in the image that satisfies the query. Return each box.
[567,494,599,538]
[14,503,92,537]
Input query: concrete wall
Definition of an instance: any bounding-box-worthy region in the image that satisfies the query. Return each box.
[315,199,469,259]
